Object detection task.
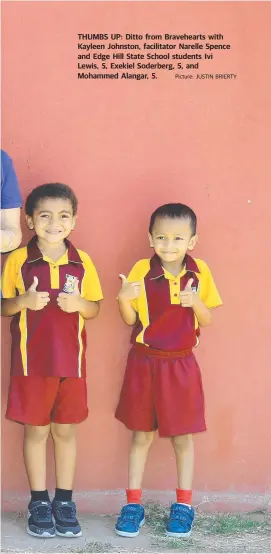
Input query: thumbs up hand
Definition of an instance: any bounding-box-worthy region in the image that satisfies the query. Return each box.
[180,278,197,308]
[57,278,81,313]
[24,276,50,311]
[28,276,39,292]
[118,274,141,301]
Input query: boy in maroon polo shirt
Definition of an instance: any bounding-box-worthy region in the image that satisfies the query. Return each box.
[1,183,103,538]
[115,203,222,538]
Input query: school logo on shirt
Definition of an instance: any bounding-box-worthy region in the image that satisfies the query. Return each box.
[63,274,79,294]
[191,283,199,294]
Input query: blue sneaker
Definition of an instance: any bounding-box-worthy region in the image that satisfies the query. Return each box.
[27,500,55,537]
[115,504,145,537]
[166,503,194,538]
[52,500,82,537]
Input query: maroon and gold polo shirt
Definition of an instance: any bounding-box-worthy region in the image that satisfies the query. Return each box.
[1,236,103,377]
[127,254,222,351]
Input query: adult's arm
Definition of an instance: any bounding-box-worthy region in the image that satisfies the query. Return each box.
[1,150,23,252]
[1,207,22,252]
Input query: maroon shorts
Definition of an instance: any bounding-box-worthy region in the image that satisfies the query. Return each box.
[115,343,206,437]
[6,376,88,426]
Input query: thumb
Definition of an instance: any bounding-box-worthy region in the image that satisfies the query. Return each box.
[28,276,38,291]
[119,274,127,285]
[185,278,194,290]
[73,279,80,294]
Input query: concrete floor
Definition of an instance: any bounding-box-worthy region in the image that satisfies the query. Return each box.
[1,511,152,553]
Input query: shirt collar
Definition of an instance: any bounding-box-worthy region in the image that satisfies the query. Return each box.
[148,253,200,280]
[27,236,82,264]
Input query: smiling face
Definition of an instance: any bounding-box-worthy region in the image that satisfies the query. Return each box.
[26,197,76,246]
[149,216,198,267]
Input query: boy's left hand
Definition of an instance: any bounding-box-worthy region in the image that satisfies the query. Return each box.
[57,281,82,313]
[180,278,197,308]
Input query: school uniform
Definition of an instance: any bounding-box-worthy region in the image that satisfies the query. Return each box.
[115,254,222,437]
[2,236,103,425]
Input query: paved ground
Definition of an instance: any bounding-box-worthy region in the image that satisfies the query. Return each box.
[1,507,271,554]
[1,511,150,553]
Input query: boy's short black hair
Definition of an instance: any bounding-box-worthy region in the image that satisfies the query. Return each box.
[25,183,78,216]
[149,203,197,236]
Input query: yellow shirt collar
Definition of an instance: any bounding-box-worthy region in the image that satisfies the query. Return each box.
[42,251,68,266]
[163,265,187,281]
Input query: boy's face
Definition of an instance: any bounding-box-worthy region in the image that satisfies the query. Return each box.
[26,197,76,245]
[149,216,198,264]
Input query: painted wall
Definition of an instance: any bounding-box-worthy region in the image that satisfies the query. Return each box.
[2,1,270,503]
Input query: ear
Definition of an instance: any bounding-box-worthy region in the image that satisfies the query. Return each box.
[187,234,198,251]
[71,215,77,230]
[148,232,154,248]
[25,215,34,230]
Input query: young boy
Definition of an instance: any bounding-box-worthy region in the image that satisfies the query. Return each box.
[115,203,222,538]
[1,183,103,538]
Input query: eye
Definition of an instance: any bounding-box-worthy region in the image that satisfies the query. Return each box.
[61,214,70,219]
[156,236,164,240]
[40,214,49,218]
[174,237,183,241]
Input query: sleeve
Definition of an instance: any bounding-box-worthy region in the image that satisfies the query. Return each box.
[197,261,223,309]
[81,253,103,302]
[1,151,22,209]
[1,252,18,298]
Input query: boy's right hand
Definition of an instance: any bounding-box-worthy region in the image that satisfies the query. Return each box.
[118,274,141,301]
[22,276,50,311]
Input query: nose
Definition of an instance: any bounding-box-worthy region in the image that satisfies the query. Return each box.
[49,214,62,227]
[165,239,174,248]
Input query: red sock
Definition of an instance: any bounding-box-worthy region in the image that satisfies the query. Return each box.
[126,489,142,504]
[176,488,192,505]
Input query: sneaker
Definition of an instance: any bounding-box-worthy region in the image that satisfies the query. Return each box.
[27,500,55,538]
[52,500,82,537]
[115,503,145,537]
[166,503,194,538]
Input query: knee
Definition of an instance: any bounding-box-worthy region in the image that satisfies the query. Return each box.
[132,431,154,448]
[24,424,50,443]
[171,434,193,451]
[51,423,76,442]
